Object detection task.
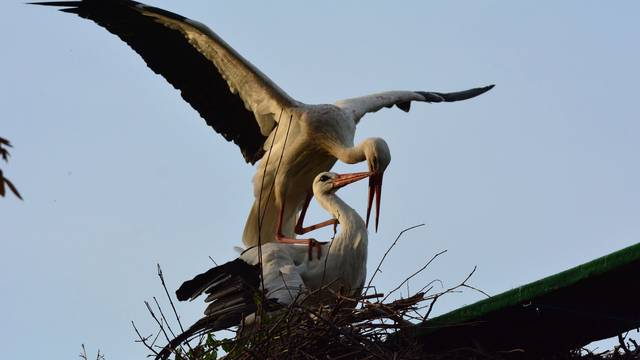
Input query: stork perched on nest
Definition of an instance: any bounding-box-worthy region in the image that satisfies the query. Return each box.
[32,0,493,251]
[157,171,373,358]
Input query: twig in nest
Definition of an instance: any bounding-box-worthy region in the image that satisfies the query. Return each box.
[383,249,446,302]
[132,321,159,356]
[418,279,443,294]
[366,224,425,293]
[208,256,218,266]
[145,301,171,344]
[254,110,285,322]
[458,266,490,298]
[153,297,176,338]
[421,266,487,321]
[157,264,186,333]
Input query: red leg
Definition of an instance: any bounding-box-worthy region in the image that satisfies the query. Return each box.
[297,218,339,235]
[294,190,339,236]
[275,197,326,260]
[294,191,313,235]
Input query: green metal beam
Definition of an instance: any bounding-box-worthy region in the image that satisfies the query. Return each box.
[408,242,640,356]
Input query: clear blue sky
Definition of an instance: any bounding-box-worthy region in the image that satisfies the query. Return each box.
[2,1,639,358]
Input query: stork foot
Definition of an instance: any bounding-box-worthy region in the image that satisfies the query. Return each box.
[275,234,326,260]
[307,238,327,260]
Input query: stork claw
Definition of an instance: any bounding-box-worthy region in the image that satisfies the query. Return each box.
[365,172,383,232]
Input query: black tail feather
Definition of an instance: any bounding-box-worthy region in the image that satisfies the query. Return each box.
[157,259,265,359]
[176,258,259,301]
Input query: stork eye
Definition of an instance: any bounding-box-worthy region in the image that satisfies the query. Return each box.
[319,175,331,182]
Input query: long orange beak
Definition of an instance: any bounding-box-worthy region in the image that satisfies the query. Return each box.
[365,172,383,232]
[332,171,372,190]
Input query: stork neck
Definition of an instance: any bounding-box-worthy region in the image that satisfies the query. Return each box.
[336,143,366,165]
[315,191,366,248]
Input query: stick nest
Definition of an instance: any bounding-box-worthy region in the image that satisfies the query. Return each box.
[133,224,640,360]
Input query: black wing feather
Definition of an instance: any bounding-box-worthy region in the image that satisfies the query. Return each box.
[31,0,266,163]
[159,259,280,359]
[417,84,495,103]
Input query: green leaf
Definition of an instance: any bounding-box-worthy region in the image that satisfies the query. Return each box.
[220,340,235,353]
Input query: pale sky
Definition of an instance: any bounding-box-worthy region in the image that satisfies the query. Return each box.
[2,1,639,359]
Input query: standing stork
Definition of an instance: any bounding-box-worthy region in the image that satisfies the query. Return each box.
[157,170,373,359]
[32,1,494,248]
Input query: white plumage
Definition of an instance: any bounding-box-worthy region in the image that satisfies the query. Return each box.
[160,171,371,357]
[241,171,370,304]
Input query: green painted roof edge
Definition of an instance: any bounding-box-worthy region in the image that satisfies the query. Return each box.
[420,242,640,330]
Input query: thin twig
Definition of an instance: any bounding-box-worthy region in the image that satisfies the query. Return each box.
[422,295,440,321]
[150,327,163,348]
[132,321,159,356]
[366,224,425,293]
[418,279,443,294]
[144,301,175,351]
[619,333,631,355]
[256,113,294,341]
[79,344,88,360]
[320,239,334,286]
[156,265,185,332]
[255,109,285,320]
[383,249,446,302]
[208,256,218,266]
[462,283,491,298]
[153,297,176,338]
[421,266,484,321]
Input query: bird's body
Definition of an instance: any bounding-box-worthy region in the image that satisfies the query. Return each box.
[242,203,367,305]
[182,171,370,307]
[32,0,493,247]
[244,104,362,246]
[160,171,370,358]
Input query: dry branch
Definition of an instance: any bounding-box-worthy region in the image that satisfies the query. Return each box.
[0,137,22,200]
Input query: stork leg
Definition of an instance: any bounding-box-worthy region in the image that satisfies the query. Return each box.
[294,191,339,237]
[275,198,325,260]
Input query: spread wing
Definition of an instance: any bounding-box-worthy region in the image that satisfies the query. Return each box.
[335,85,494,123]
[32,0,298,164]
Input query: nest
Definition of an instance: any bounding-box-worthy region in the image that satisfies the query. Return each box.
[133,225,640,360]
[138,287,640,360]
[180,291,428,360]
[144,288,459,360]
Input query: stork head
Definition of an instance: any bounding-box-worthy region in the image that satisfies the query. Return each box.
[362,137,391,175]
[313,171,371,197]
[362,138,391,232]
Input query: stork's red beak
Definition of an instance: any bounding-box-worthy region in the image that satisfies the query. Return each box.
[365,172,383,232]
[332,171,372,190]
[332,171,382,232]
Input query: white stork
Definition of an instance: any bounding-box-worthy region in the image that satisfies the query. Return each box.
[32,1,494,249]
[157,170,372,359]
